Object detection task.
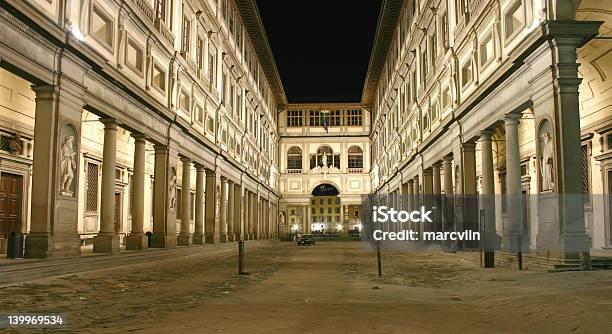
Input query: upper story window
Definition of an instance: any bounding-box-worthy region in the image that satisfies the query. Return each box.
[194,104,204,124]
[328,110,341,126]
[287,110,303,127]
[208,45,217,86]
[346,109,363,126]
[309,110,322,126]
[90,4,113,50]
[348,146,364,170]
[287,146,302,171]
[181,6,191,54]
[196,37,205,71]
[125,37,144,76]
[152,62,166,92]
[460,59,473,89]
[479,30,495,68]
[504,0,525,41]
[156,0,172,27]
[179,89,190,112]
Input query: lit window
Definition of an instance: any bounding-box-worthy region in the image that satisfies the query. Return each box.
[91,5,113,49]
[287,110,303,127]
[441,86,451,109]
[152,62,166,92]
[461,59,473,88]
[287,146,302,170]
[181,8,191,54]
[126,38,144,75]
[179,90,190,112]
[479,31,494,68]
[194,104,204,124]
[505,1,525,41]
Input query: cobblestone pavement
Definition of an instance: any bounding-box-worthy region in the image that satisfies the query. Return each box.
[1,241,612,333]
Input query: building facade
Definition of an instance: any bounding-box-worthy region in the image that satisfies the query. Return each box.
[366,0,612,265]
[0,0,282,257]
[278,104,371,235]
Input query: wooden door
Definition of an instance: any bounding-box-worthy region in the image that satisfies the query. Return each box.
[0,173,23,236]
[114,192,121,234]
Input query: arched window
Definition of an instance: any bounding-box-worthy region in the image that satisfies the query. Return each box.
[287,146,302,172]
[348,146,363,172]
[310,145,340,169]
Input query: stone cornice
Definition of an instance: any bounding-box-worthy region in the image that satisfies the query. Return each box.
[235,0,288,106]
[361,0,405,106]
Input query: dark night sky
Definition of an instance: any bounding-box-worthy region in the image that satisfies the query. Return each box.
[256,0,382,104]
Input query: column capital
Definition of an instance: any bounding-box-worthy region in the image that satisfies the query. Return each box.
[407,179,414,184]
[154,143,168,153]
[205,168,216,176]
[503,113,522,123]
[227,179,234,185]
[180,155,192,163]
[194,163,206,171]
[220,176,228,182]
[131,133,147,142]
[442,155,453,163]
[432,162,442,169]
[461,141,476,151]
[423,168,433,176]
[100,118,119,130]
[31,84,58,98]
[480,129,495,139]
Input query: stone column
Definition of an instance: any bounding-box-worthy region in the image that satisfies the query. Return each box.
[247,192,254,239]
[543,21,600,263]
[413,176,420,237]
[227,180,235,242]
[253,194,260,239]
[219,177,228,242]
[503,115,523,253]
[93,118,120,253]
[233,184,242,240]
[150,144,177,248]
[480,130,498,266]
[193,164,205,244]
[177,157,192,246]
[461,142,478,248]
[433,163,442,234]
[205,169,219,243]
[126,134,147,250]
[442,156,454,235]
[422,169,433,237]
[25,85,83,258]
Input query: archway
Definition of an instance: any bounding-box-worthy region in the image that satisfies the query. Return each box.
[310,183,341,234]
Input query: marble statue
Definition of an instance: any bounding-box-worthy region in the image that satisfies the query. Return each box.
[169,172,177,209]
[321,152,328,167]
[60,135,77,195]
[372,163,380,189]
[541,132,554,191]
[278,212,285,226]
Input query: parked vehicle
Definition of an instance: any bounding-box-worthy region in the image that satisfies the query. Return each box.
[297,234,316,246]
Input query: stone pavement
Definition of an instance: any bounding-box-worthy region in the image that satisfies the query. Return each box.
[0,241,611,333]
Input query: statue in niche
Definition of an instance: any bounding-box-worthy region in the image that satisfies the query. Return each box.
[60,135,77,196]
[8,131,22,156]
[169,171,177,209]
[216,184,221,216]
[278,212,285,226]
[540,132,554,191]
[321,152,328,167]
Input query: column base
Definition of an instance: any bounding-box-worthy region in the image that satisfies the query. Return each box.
[233,233,242,241]
[177,233,192,246]
[226,233,235,242]
[25,234,81,258]
[125,233,148,250]
[150,234,177,248]
[205,233,219,244]
[93,234,120,254]
[219,233,229,243]
[192,233,204,245]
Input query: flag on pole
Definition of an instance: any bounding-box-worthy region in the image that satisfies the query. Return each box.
[322,112,329,132]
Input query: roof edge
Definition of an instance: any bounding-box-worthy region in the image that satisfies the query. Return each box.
[360,0,404,106]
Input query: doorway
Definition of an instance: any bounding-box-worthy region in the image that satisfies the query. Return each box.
[114,192,122,234]
[0,173,23,236]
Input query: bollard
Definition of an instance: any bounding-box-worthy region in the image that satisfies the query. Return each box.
[238,240,245,275]
[376,241,382,277]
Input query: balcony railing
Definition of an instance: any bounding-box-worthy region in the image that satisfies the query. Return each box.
[155,18,175,46]
[286,169,302,174]
[348,168,363,173]
[131,0,155,24]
